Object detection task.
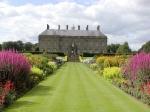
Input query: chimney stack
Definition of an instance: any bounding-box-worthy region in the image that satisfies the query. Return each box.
[47,24,49,30]
[78,25,80,30]
[58,25,60,30]
[66,25,69,30]
[97,25,100,31]
[86,25,89,31]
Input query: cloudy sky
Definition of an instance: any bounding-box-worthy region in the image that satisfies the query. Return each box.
[0,0,150,50]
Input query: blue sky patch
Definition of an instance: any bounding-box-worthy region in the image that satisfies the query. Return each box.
[8,0,95,5]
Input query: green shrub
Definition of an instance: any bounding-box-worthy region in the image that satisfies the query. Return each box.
[103,67,122,80]
[4,90,16,106]
[103,59,110,68]
[27,55,56,75]
[48,62,57,71]
[31,66,43,76]
[27,55,49,68]
[90,63,98,70]
[29,66,45,87]
[23,53,32,57]
[96,56,128,69]
[30,66,44,80]
[96,56,106,65]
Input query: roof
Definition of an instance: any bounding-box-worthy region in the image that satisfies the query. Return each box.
[39,29,107,37]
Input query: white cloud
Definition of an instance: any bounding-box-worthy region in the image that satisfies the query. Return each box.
[0,0,149,50]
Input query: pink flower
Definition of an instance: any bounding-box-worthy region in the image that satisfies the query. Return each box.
[122,52,150,81]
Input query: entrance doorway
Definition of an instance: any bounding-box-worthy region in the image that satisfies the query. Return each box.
[68,42,79,61]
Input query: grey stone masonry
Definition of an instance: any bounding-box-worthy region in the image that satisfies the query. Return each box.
[39,25,107,61]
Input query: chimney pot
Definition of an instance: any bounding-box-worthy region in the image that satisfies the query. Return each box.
[58,25,60,30]
[66,25,68,30]
[86,25,89,30]
[78,25,80,30]
[47,24,49,30]
[97,25,100,31]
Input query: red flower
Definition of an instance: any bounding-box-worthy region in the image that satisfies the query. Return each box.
[141,82,150,95]
[0,80,15,105]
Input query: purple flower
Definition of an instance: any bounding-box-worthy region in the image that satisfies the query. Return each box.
[123,52,150,81]
[0,50,31,82]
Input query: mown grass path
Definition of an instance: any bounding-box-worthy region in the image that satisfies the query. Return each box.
[5,62,150,112]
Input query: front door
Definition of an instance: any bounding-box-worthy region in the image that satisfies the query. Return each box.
[68,42,78,61]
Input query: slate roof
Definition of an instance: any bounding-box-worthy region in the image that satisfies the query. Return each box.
[39,29,107,37]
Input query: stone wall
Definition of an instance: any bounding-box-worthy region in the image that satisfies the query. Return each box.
[39,35,107,55]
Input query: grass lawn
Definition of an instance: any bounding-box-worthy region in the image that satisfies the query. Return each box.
[5,62,150,112]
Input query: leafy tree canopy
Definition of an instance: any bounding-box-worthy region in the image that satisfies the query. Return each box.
[116,42,132,54]
[107,44,120,54]
[2,41,39,52]
[139,41,150,53]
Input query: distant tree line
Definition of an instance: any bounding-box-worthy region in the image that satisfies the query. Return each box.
[138,41,150,53]
[107,41,150,54]
[0,40,39,52]
[107,42,131,54]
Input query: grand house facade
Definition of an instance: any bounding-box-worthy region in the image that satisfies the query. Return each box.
[39,25,107,61]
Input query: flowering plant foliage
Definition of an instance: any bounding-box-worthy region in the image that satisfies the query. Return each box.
[96,55,128,68]
[123,52,150,82]
[141,82,150,95]
[0,50,31,93]
[0,50,31,78]
[0,81,14,105]
[103,67,121,79]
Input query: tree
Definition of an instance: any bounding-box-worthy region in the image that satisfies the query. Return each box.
[15,41,24,51]
[116,42,132,54]
[24,42,33,51]
[139,41,150,53]
[33,43,39,51]
[0,44,2,51]
[107,44,120,54]
[2,41,24,51]
[2,40,39,52]
[2,41,15,50]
